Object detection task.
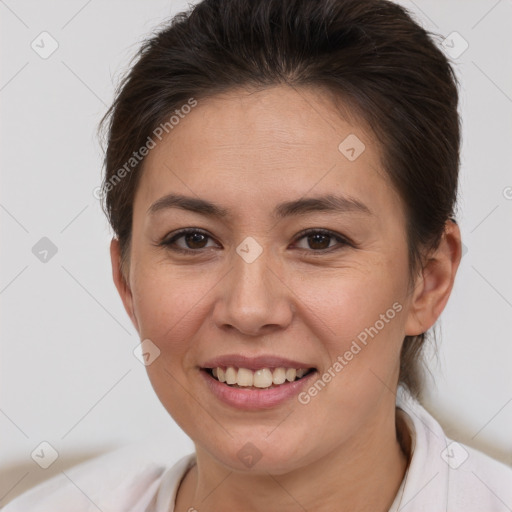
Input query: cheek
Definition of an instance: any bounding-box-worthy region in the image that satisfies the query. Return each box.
[289,262,408,414]
[130,263,215,359]
[131,244,409,361]
[290,270,407,423]
[295,263,407,346]
[129,264,215,429]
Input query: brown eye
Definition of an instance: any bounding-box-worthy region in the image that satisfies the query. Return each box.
[305,233,332,250]
[293,229,351,253]
[181,231,209,249]
[161,229,218,253]
[160,227,351,255]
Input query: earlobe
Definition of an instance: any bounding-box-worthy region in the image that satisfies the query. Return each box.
[404,220,462,336]
[110,238,139,333]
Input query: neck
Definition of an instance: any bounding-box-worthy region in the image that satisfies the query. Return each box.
[175,406,410,512]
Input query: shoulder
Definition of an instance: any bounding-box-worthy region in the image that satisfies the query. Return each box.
[2,444,195,512]
[396,387,512,511]
[448,441,512,510]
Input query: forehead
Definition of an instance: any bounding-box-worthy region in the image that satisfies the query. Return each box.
[135,85,400,219]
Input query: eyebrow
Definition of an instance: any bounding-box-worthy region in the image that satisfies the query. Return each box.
[147,192,373,219]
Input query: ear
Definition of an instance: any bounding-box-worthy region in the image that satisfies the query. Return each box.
[110,238,140,333]
[404,220,462,336]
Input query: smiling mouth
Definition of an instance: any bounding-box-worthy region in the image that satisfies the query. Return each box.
[203,366,316,389]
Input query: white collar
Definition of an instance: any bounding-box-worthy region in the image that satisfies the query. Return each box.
[151,386,512,511]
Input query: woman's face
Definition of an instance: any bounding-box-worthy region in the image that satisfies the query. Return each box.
[116,85,421,473]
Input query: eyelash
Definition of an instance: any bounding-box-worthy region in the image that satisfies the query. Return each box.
[158,228,353,255]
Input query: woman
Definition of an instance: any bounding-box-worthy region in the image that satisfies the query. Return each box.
[6,0,512,510]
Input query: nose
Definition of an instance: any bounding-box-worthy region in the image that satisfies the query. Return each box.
[212,244,294,337]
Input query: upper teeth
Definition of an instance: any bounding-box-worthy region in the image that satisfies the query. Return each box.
[211,367,309,388]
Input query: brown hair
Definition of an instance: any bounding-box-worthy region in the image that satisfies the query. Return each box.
[98,0,460,399]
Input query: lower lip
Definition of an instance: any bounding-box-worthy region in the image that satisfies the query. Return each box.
[200,369,317,410]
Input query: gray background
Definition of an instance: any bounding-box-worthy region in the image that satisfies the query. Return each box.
[1,0,511,505]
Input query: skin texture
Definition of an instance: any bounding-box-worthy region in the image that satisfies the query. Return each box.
[110,85,462,512]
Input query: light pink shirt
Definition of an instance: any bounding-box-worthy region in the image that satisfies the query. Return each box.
[4,388,512,511]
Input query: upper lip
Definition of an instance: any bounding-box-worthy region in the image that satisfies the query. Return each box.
[201,354,316,371]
